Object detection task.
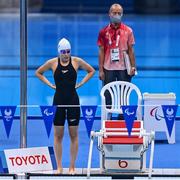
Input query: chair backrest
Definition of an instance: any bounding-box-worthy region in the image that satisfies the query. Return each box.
[100,81,142,121]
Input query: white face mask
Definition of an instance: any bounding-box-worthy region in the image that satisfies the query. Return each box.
[110,14,122,24]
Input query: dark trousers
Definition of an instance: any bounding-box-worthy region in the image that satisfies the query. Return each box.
[103,69,131,85]
[103,69,132,120]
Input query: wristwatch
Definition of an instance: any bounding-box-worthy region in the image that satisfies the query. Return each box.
[131,67,136,70]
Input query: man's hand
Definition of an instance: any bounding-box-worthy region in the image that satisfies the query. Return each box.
[130,67,136,76]
[99,70,105,80]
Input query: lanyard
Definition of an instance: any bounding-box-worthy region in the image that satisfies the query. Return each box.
[116,35,120,46]
[108,24,121,47]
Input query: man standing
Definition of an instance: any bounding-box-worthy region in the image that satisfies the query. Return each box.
[98,3,136,84]
[97,4,136,119]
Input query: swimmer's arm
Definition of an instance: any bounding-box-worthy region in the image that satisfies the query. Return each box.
[35,60,55,89]
[76,58,95,89]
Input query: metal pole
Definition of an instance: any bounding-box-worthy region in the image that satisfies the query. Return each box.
[20,0,28,148]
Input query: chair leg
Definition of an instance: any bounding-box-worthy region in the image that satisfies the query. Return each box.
[87,136,94,178]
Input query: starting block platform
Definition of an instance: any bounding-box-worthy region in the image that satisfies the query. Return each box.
[1,168,180,179]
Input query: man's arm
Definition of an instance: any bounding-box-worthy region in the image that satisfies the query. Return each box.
[99,46,105,80]
[128,44,136,75]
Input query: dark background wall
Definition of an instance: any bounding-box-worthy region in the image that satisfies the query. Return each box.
[40,0,134,14]
[41,0,180,14]
[134,0,180,14]
[0,0,180,14]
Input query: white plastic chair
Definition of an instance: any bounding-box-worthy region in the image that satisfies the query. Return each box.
[100,81,142,122]
[87,81,155,178]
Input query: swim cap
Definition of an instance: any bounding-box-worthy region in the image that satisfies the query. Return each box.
[57,38,71,54]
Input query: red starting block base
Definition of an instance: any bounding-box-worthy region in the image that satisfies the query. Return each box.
[101,120,145,172]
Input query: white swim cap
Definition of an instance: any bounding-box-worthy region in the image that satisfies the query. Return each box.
[57,38,71,54]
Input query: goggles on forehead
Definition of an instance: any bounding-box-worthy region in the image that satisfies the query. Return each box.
[60,49,71,54]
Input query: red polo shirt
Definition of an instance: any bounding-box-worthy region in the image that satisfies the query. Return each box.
[97,23,135,70]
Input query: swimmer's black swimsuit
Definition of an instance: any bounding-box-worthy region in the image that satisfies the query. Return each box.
[53,57,80,126]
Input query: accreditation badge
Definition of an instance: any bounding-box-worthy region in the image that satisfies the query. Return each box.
[110,48,120,62]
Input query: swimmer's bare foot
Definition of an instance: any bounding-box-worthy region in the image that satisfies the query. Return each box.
[56,168,63,174]
[69,168,75,175]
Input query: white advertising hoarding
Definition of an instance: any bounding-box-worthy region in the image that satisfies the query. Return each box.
[4,147,53,173]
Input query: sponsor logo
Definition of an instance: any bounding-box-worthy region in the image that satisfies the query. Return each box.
[69,119,76,122]
[150,106,164,121]
[85,109,93,116]
[43,108,53,116]
[165,108,174,121]
[124,108,134,116]
[62,70,68,74]
[85,108,93,121]
[4,108,12,122]
[118,160,128,168]
[9,154,48,166]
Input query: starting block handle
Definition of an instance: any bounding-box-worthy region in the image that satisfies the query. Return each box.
[148,133,155,179]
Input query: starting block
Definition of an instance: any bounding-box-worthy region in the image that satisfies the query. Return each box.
[102,120,145,172]
[87,81,155,179]
[87,120,155,178]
